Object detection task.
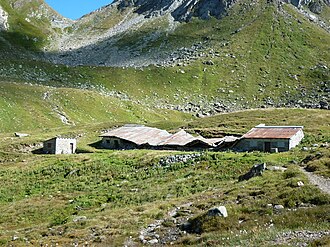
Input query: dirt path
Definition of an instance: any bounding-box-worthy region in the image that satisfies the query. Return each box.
[301,167,330,195]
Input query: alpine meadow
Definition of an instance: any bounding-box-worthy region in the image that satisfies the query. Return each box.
[0,0,329,246]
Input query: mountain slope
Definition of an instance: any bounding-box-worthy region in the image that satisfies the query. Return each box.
[0,0,71,58]
[43,0,330,67]
[0,0,329,131]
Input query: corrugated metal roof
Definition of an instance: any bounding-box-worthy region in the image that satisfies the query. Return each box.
[243,126,303,139]
[100,126,172,146]
[159,130,209,146]
[100,126,242,148]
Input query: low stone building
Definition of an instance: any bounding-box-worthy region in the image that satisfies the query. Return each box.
[99,125,224,150]
[234,124,304,152]
[43,137,77,154]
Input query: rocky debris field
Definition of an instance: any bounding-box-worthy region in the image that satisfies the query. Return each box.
[272,230,330,247]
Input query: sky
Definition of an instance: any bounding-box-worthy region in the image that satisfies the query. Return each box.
[45,0,114,20]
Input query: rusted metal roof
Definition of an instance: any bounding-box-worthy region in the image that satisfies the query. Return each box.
[100,126,172,146]
[243,126,303,139]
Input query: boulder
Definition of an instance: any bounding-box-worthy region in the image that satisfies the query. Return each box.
[73,216,87,223]
[274,204,284,211]
[14,132,29,138]
[309,1,323,14]
[207,206,228,217]
[239,163,266,181]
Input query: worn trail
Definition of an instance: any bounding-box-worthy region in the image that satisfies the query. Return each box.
[301,167,330,195]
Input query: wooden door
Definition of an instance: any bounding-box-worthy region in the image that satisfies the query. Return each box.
[264,142,271,152]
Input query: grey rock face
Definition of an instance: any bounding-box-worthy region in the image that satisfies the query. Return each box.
[115,0,236,21]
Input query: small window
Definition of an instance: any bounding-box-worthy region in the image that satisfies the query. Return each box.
[47,143,52,148]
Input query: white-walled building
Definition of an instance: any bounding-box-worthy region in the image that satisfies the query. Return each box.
[43,137,77,154]
[234,124,304,152]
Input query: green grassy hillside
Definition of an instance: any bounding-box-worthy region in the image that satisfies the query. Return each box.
[0,0,328,126]
[0,81,192,133]
[0,109,329,246]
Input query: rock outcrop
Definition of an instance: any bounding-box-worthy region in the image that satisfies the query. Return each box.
[115,0,236,21]
[0,6,9,31]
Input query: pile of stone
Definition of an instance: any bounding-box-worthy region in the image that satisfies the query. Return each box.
[158,153,202,167]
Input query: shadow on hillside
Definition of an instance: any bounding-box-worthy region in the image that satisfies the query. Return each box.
[32,148,44,154]
[75,148,94,154]
[88,140,104,150]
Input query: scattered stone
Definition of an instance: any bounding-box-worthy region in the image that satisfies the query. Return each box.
[73,216,87,223]
[267,166,287,172]
[158,153,202,167]
[272,230,330,246]
[297,181,304,187]
[203,60,214,65]
[14,132,29,138]
[12,235,19,241]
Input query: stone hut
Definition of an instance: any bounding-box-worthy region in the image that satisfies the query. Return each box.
[234,124,304,152]
[43,137,77,154]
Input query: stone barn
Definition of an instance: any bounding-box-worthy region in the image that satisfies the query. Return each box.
[43,137,77,154]
[100,125,218,150]
[100,125,172,150]
[234,124,304,152]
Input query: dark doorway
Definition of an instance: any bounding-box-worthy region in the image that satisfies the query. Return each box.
[114,140,119,149]
[70,143,74,154]
[264,142,271,152]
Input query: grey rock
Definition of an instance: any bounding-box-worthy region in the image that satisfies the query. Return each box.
[267,166,287,172]
[15,132,29,138]
[73,216,87,223]
[274,204,284,210]
[309,1,323,14]
[207,206,228,217]
[297,181,304,187]
[239,163,266,181]
[12,235,19,241]
[148,239,159,244]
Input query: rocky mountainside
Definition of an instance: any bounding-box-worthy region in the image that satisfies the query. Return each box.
[0,0,72,59]
[0,0,329,67]
[44,0,330,67]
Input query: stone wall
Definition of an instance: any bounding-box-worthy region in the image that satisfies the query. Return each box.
[101,137,138,150]
[289,129,304,149]
[235,138,290,152]
[43,138,76,154]
[55,138,76,154]
[43,138,57,154]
